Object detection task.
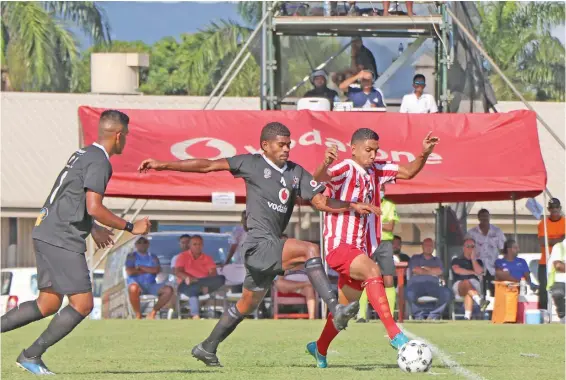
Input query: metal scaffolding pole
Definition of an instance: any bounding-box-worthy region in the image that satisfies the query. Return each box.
[281,41,352,101]
[203,2,278,110]
[260,1,268,110]
[446,6,565,150]
[211,52,252,109]
[266,1,276,109]
[92,199,149,271]
[440,2,449,113]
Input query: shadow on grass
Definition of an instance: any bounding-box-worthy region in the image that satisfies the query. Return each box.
[64,369,216,375]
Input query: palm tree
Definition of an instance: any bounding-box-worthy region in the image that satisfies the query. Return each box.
[1,1,110,92]
[477,2,565,101]
[188,1,350,98]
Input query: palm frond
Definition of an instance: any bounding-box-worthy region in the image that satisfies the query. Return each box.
[46,1,111,45]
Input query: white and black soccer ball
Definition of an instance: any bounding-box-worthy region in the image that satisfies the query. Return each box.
[397,340,433,373]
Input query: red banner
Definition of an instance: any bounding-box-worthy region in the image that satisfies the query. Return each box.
[78,107,546,204]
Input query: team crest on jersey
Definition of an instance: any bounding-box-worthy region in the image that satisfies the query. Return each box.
[355,179,361,188]
[264,168,272,179]
[35,207,48,227]
[279,188,290,204]
[310,180,319,188]
[292,176,299,189]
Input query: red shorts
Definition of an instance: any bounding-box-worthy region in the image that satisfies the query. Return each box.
[326,244,367,291]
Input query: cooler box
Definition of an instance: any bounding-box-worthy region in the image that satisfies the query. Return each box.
[516,294,538,324]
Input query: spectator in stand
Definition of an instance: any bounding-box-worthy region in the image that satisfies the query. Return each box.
[451,238,490,320]
[175,235,225,320]
[171,234,191,268]
[393,235,411,264]
[224,211,247,265]
[339,70,386,109]
[406,238,452,320]
[392,235,410,287]
[399,74,438,114]
[350,37,377,78]
[547,241,565,323]
[495,240,535,289]
[466,209,506,297]
[125,237,174,319]
[303,70,341,110]
[274,269,317,320]
[537,198,565,310]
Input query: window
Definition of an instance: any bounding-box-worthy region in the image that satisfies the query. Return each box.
[30,274,39,296]
[92,273,104,298]
[1,272,12,295]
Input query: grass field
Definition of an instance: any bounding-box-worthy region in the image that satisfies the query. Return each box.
[2,319,564,380]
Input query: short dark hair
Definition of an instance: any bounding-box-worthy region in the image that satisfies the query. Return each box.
[393,235,402,241]
[477,209,490,217]
[100,109,129,127]
[503,239,516,253]
[351,128,379,145]
[179,234,191,240]
[136,236,148,244]
[260,122,290,146]
[190,235,203,242]
[413,74,426,83]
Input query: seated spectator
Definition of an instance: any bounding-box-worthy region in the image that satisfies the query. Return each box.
[350,37,377,77]
[495,239,538,296]
[406,238,452,320]
[303,70,340,110]
[451,238,490,320]
[548,241,565,323]
[399,74,438,114]
[392,235,410,286]
[339,70,386,109]
[126,237,174,319]
[274,269,316,320]
[171,234,191,269]
[175,235,225,320]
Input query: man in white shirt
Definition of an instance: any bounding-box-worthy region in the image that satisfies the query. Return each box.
[399,74,438,114]
[547,241,565,323]
[466,209,506,297]
[224,211,247,265]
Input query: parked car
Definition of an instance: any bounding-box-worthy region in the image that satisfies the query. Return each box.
[100,231,231,319]
[1,267,104,319]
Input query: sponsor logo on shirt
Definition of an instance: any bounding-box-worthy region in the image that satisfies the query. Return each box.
[267,201,288,213]
[264,168,272,179]
[279,188,290,204]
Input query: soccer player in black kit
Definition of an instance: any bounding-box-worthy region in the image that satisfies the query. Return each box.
[1,110,151,375]
[139,122,379,367]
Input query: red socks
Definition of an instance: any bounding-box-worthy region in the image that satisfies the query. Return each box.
[316,313,339,356]
[365,276,401,339]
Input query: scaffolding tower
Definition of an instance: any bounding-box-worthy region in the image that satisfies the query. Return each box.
[260,2,452,111]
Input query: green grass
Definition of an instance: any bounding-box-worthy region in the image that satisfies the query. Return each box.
[2,319,564,380]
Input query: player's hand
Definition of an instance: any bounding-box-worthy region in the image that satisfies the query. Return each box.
[324,145,339,166]
[138,159,165,173]
[132,217,151,235]
[91,224,114,249]
[422,131,440,155]
[351,203,381,215]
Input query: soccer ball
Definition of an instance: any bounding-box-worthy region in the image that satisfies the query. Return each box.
[397,340,433,373]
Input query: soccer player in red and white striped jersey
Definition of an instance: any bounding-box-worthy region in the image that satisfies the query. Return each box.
[306,128,439,368]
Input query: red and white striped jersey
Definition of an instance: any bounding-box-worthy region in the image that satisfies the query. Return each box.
[367,161,400,254]
[323,159,399,256]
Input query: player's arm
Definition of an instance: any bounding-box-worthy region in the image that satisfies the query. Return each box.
[174,266,197,283]
[396,132,439,180]
[311,194,379,215]
[313,145,340,183]
[125,254,141,276]
[86,191,150,234]
[224,244,238,266]
[138,158,230,173]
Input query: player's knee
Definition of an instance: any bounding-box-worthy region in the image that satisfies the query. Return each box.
[305,243,320,260]
[367,265,381,279]
[36,297,63,317]
[70,298,93,317]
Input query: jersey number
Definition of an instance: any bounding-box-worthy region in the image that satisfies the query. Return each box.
[48,154,79,204]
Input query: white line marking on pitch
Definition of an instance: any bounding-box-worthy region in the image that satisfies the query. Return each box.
[401,326,488,380]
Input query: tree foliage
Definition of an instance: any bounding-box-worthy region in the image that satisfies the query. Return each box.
[477,1,565,101]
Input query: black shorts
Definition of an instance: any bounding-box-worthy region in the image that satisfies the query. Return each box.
[33,239,92,295]
[372,240,395,276]
[242,238,285,291]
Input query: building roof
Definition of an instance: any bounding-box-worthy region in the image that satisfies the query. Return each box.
[1,92,563,222]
